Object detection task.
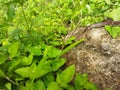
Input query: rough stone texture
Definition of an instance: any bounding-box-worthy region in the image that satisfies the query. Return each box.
[63,27,120,90]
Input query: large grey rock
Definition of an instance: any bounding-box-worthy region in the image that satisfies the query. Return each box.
[63,27,120,90]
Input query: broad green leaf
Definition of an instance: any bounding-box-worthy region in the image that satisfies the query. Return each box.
[22,54,33,65]
[105,25,116,38]
[105,26,120,38]
[8,59,19,72]
[56,65,75,88]
[31,46,50,82]
[0,69,6,77]
[45,73,54,81]
[51,58,66,71]
[7,3,15,21]
[13,0,24,5]
[8,41,19,57]
[84,82,98,90]
[28,46,42,56]
[15,63,37,78]
[5,83,11,90]
[74,73,88,90]
[35,61,53,79]
[25,79,46,90]
[0,53,6,64]
[67,85,75,90]
[105,7,120,21]
[42,73,55,87]
[25,80,34,90]
[60,65,75,83]
[51,41,60,46]
[47,81,63,90]
[47,46,62,58]
[112,26,120,34]
[18,86,27,90]
[2,39,9,46]
[33,80,46,90]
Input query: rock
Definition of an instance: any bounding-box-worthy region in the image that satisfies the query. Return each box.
[63,27,120,90]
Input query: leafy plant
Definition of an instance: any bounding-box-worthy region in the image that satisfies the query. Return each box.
[0,0,119,90]
[105,25,120,38]
[74,74,97,90]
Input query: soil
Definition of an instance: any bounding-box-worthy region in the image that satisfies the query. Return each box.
[63,27,120,90]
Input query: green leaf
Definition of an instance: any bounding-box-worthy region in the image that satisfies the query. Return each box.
[105,26,120,38]
[13,0,24,5]
[22,54,33,65]
[15,63,37,78]
[8,59,20,72]
[47,46,62,58]
[56,65,75,88]
[51,41,60,46]
[67,85,75,90]
[33,80,46,90]
[74,74,88,90]
[35,60,53,79]
[65,36,76,45]
[84,82,97,90]
[51,58,66,71]
[105,0,111,5]
[57,39,84,59]
[7,3,15,21]
[42,73,55,87]
[47,81,63,90]
[2,39,9,46]
[106,7,120,21]
[5,83,11,90]
[0,52,6,64]
[31,46,50,82]
[8,41,19,57]
[28,46,42,56]
[0,69,6,77]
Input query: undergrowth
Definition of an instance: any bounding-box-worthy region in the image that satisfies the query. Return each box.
[0,0,120,90]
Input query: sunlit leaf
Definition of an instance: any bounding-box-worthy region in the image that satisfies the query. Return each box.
[47,81,63,90]
[56,65,75,88]
[5,83,11,90]
[74,73,88,90]
[42,73,55,87]
[7,3,15,21]
[105,26,120,38]
[33,80,46,90]
[84,82,98,90]
[67,85,75,90]
[28,46,42,56]
[105,7,120,21]
[47,46,62,58]
[31,46,50,81]
[8,41,19,57]
[51,58,66,71]
[0,53,6,64]
[15,63,37,78]
[0,69,6,77]
[22,54,33,65]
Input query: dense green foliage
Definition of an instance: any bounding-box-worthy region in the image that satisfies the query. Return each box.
[0,0,120,90]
